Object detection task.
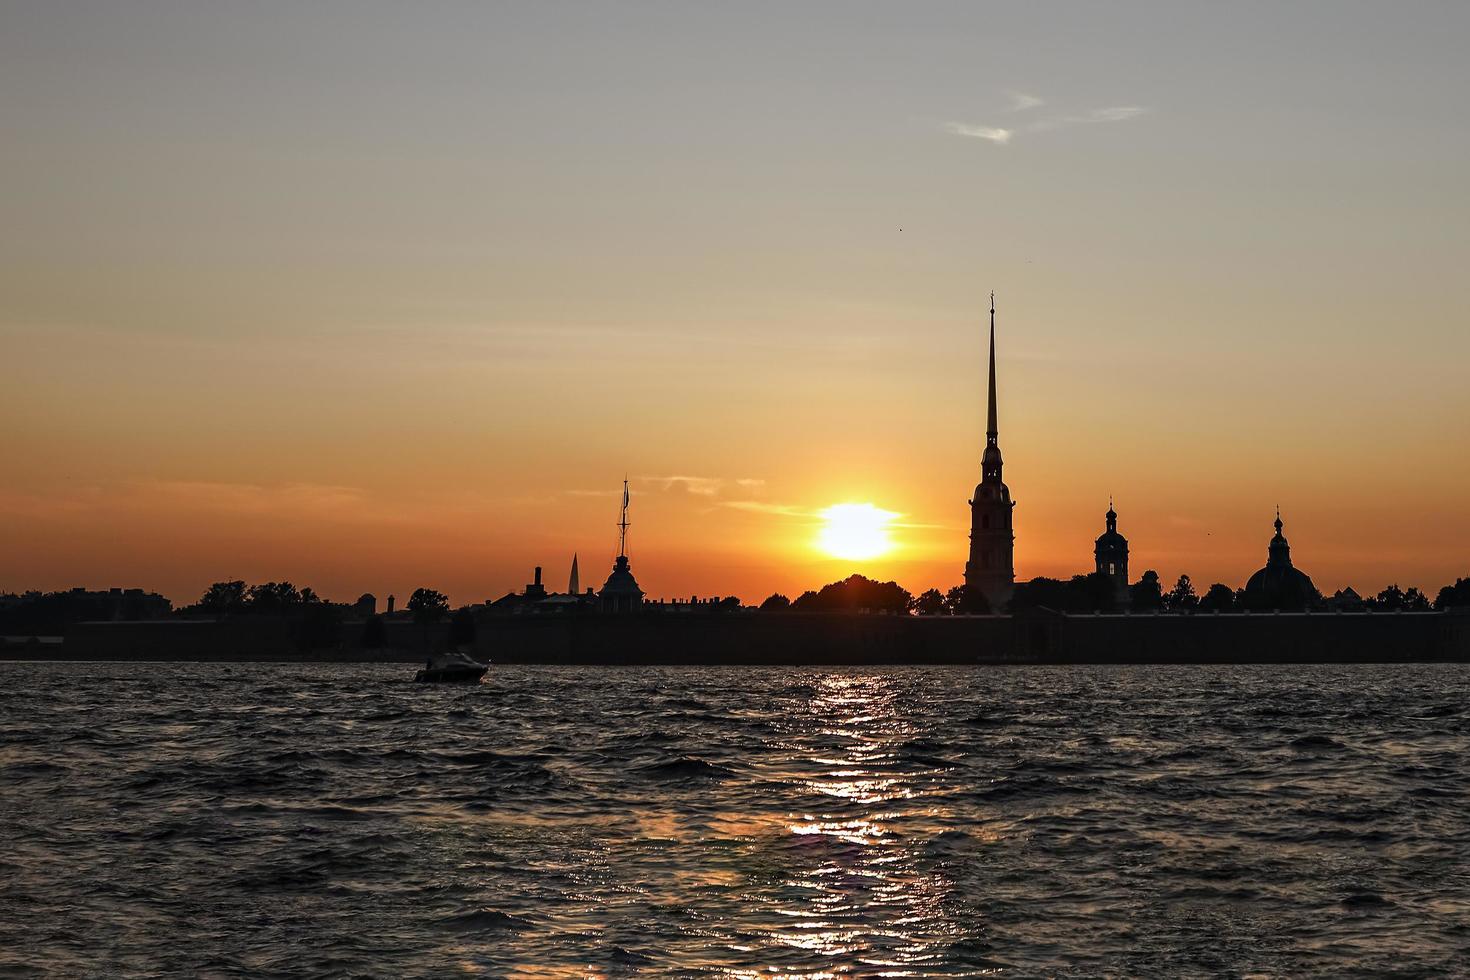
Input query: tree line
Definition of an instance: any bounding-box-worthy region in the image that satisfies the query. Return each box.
[755,573,1470,616]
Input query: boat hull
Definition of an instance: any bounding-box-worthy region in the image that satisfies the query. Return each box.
[413,665,487,684]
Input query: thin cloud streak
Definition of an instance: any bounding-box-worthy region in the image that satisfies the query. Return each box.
[1026,105,1149,132]
[946,102,1149,145]
[943,122,1013,144]
[720,500,815,518]
[641,475,725,496]
[1089,105,1146,122]
[1006,91,1045,112]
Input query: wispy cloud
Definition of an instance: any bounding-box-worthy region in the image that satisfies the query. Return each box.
[566,476,767,502]
[640,475,726,496]
[1088,105,1146,123]
[720,500,815,518]
[945,97,1149,146]
[1006,91,1045,112]
[943,122,1013,144]
[1027,104,1149,132]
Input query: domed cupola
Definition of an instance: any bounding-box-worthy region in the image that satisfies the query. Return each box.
[1267,513,1292,567]
[598,479,644,613]
[1243,509,1320,611]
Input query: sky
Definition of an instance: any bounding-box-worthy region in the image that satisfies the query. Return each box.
[2,1,1469,607]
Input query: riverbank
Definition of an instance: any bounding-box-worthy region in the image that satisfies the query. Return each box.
[4,608,1467,664]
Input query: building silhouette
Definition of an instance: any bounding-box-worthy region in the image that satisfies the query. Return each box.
[1242,510,1320,611]
[568,554,579,596]
[525,566,547,600]
[599,479,644,613]
[964,294,1015,608]
[488,563,595,614]
[1094,500,1129,602]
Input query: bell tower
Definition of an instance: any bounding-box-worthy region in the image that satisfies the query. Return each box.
[1094,499,1129,602]
[964,294,1015,607]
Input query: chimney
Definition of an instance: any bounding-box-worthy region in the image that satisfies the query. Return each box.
[387,594,395,614]
[534,566,542,587]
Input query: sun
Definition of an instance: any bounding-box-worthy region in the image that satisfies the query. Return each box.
[816,503,899,561]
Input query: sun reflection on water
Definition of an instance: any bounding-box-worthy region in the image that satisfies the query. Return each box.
[748,673,967,973]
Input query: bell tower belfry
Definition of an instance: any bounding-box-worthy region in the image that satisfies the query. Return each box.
[964,294,1015,607]
[1094,499,1130,602]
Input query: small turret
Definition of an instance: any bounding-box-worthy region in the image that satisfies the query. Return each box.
[599,479,644,613]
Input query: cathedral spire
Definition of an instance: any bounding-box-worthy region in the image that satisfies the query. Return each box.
[966,291,1015,607]
[981,294,1004,484]
[987,291,998,444]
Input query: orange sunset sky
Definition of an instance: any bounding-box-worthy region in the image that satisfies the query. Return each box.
[3,3,1469,606]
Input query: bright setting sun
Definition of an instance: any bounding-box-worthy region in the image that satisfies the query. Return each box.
[815,503,899,561]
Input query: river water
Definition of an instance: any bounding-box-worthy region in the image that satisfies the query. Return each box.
[2,662,1468,976]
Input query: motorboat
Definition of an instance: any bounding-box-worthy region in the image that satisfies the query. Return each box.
[414,648,488,684]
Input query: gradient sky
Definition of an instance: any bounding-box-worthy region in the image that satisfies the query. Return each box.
[3,1,1469,606]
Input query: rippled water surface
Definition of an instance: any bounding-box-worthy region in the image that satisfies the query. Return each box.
[3,663,1469,976]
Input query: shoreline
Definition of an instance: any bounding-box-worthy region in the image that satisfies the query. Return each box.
[4,607,1467,666]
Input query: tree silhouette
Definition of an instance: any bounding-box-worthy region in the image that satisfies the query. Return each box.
[408,588,450,655]
[945,584,990,615]
[758,593,791,611]
[1164,574,1198,613]
[1370,584,1405,610]
[1007,577,1068,612]
[914,588,946,616]
[789,575,912,614]
[1008,574,1117,614]
[248,581,301,613]
[1434,577,1470,610]
[198,581,248,616]
[1130,571,1163,612]
[1198,583,1235,613]
[408,588,450,625]
[1076,571,1119,612]
[1363,584,1433,612]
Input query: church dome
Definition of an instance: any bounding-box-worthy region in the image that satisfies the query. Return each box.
[599,554,643,598]
[1095,506,1127,548]
[1243,512,1319,611]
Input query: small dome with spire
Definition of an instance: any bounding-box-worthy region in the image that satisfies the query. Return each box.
[1095,498,1125,549]
[1243,510,1320,611]
[1093,498,1129,599]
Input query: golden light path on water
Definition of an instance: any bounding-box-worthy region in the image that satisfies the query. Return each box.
[731,674,968,978]
[10,663,1469,975]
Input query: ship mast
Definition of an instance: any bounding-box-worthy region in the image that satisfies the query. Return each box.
[617,478,631,558]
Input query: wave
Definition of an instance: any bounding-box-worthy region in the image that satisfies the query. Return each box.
[636,755,736,781]
[438,909,533,933]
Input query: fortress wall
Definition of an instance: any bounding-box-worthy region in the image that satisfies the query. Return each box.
[17,610,1469,664]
